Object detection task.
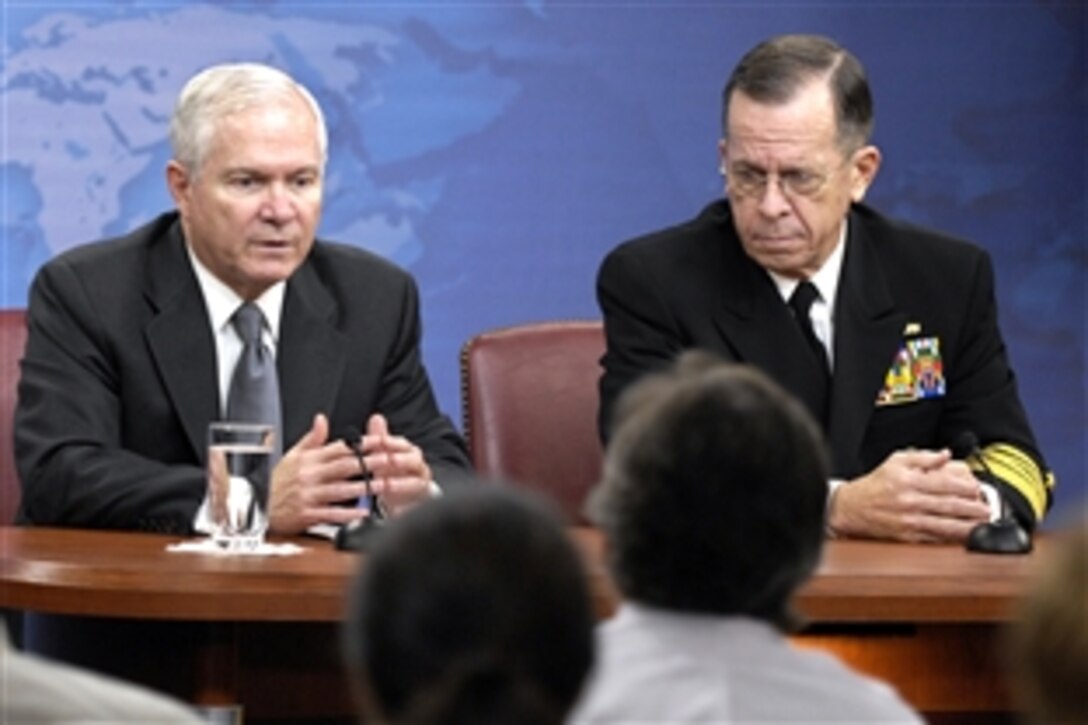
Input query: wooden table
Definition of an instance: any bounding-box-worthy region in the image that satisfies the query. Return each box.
[792,537,1042,720]
[0,526,1043,721]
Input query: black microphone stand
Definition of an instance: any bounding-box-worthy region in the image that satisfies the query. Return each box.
[336,428,385,552]
[959,432,1032,555]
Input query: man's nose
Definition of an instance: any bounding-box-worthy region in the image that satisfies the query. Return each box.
[259,184,296,222]
[756,177,791,218]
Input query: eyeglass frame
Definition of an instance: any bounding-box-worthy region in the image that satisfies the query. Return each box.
[721,152,855,201]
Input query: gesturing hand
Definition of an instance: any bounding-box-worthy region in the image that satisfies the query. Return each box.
[361,413,434,515]
[267,413,371,534]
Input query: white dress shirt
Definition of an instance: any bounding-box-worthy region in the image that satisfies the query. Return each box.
[2,625,204,723]
[186,246,285,534]
[766,223,846,370]
[186,246,285,415]
[571,603,921,723]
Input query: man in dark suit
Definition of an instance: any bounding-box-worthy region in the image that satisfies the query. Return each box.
[597,34,1053,543]
[15,63,472,535]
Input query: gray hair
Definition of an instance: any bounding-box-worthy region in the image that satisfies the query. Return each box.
[722,34,874,152]
[169,62,329,175]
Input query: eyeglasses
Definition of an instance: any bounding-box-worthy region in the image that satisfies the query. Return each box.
[724,160,846,200]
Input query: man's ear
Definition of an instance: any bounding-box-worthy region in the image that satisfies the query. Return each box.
[849,145,881,203]
[165,160,192,209]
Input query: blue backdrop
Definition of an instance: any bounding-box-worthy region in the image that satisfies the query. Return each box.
[3,2,1084,524]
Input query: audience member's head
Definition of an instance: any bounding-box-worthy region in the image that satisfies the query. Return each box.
[342,487,595,725]
[1006,520,1088,724]
[589,351,829,631]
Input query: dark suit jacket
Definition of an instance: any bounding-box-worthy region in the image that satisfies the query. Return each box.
[598,200,1050,527]
[15,212,472,533]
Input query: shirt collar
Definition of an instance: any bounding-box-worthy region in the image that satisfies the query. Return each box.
[767,220,848,309]
[185,244,285,342]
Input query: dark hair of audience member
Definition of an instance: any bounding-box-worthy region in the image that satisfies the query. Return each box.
[1006,520,1088,724]
[342,486,595,725]
[589,351,830,631]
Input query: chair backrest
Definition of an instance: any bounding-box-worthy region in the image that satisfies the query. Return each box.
[460,321,605,524]
[0,309,27,524]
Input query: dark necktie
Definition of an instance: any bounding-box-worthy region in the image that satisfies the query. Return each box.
[227,303,282,454]
[788,280,830,423]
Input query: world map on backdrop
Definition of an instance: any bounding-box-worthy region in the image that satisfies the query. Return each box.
[3,2,1084,515]
[3,4,529,286]
[4,2,698,415]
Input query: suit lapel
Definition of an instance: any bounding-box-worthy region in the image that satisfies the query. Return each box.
[277,257,347,447]
[827,213,906,475]
[710,238,830,421]
[143,228,347,458]
[143,221,219,462]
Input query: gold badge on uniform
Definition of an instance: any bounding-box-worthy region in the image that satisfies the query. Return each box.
[875,335,946,406]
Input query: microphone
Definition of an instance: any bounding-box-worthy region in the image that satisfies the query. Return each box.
[335,426,385,552]
[955,431,1032,555]
[950,430,982,462]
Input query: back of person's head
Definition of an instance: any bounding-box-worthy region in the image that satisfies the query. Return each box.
[169,62,328,175]
[342,486,595,725]
[722,33,873,150]
[1006,520,1088,724]
[589,351,829,630]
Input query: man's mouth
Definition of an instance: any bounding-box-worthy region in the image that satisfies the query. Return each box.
[252,239,290,249]
[754,234,799,245]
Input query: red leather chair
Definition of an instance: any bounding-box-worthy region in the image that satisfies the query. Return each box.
[460,321,605,523]
[1,309,26,524]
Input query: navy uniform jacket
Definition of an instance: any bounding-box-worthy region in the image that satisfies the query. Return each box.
[15,212,472,533]
[597,200,1052,528]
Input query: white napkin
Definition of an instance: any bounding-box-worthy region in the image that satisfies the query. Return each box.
[166,539,304,556]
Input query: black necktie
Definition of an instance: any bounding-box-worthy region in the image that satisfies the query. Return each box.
[788,281,830,423]
[789,281,829,372]
[227,303,282,454]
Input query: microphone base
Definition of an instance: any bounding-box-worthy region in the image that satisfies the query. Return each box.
[335,517,384,552]
[965,519,1032,555]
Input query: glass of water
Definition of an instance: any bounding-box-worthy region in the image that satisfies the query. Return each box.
[207,421,275,552]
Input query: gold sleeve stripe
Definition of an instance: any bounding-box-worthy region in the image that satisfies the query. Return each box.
[966,443,1054,519]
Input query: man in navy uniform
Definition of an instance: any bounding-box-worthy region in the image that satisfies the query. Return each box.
[597,34,1053,542]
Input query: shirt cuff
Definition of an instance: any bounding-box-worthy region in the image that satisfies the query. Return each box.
[193,496,213,535]
[825,479,846,537]
[980,482,1002,522]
